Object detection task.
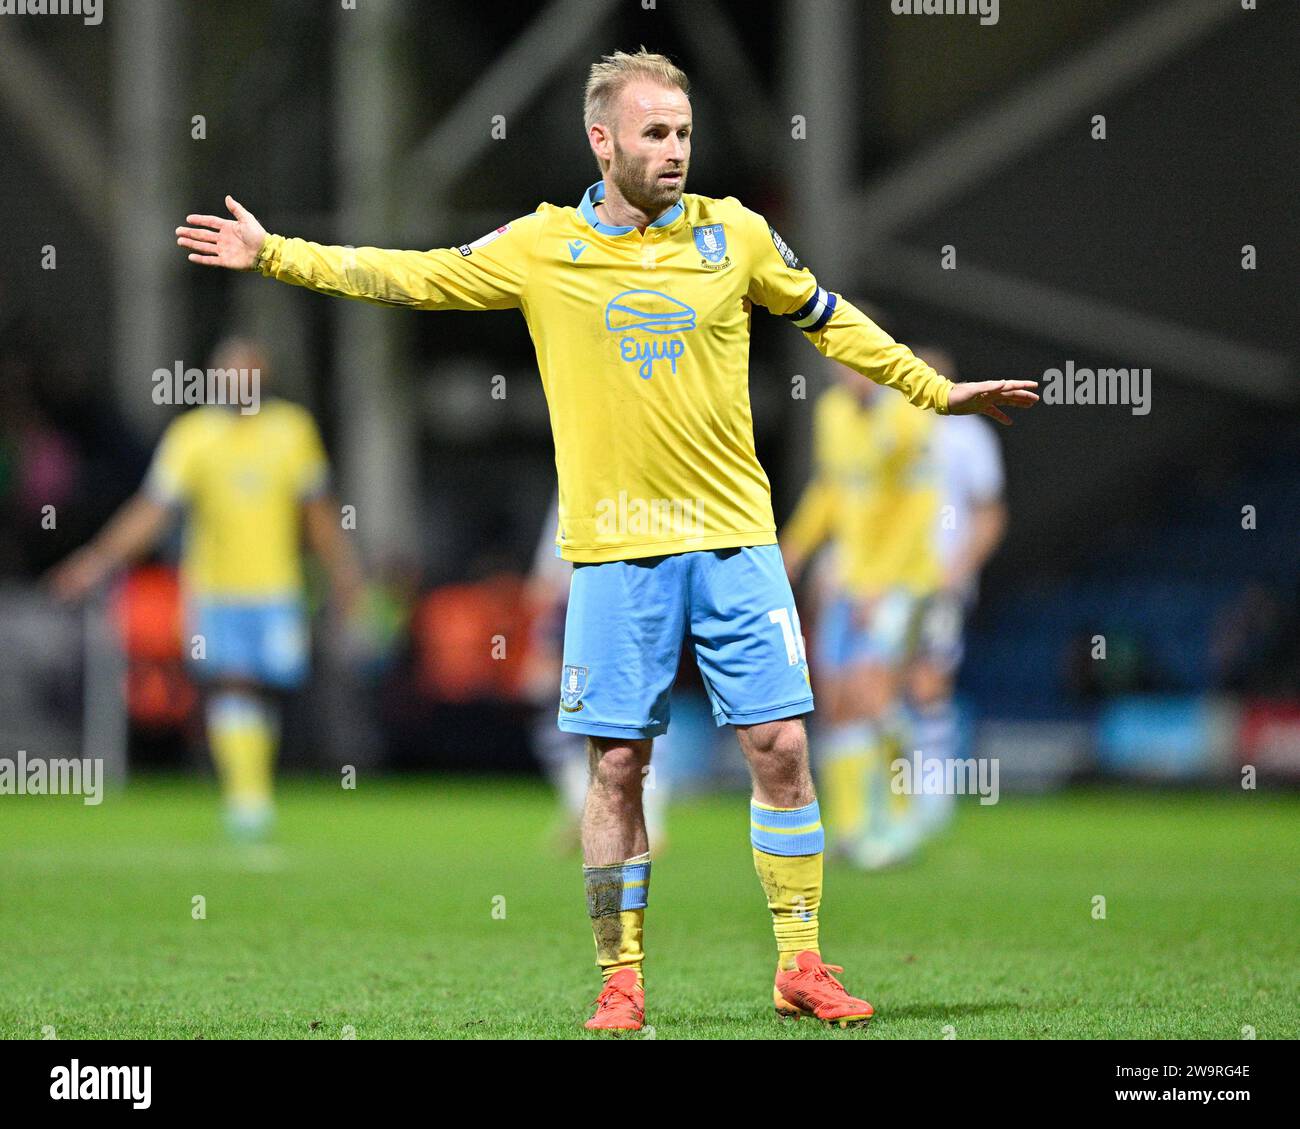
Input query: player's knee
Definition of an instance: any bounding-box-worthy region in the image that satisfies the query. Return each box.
[908,662,948,707]
[819,681,849,726]
[858,670,896,718]
[587,738,651,795]
[762,719,807,762]
[741,719,809,783]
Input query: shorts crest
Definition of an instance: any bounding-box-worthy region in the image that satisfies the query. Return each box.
[560,664,588,711]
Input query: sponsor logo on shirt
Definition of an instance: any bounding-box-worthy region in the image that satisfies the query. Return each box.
[604,289,697,380]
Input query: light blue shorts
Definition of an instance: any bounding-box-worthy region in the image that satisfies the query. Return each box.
[189,598,309,689]
[558,545,813,739]
[814,588,919,672]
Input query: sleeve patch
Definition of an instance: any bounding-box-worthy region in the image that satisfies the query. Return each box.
[769,226,802,270]
[457,224,511,256]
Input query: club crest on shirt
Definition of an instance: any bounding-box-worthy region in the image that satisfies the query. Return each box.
[693,222,730,270]
[560,664,588,712]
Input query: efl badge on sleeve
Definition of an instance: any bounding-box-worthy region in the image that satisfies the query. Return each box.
[458,224,511,256]
[769,226,802,270]
[560,664,588,712]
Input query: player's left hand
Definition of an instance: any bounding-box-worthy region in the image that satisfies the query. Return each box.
[947,380,1039,425]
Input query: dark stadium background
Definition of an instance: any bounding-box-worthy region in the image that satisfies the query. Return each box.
[0,0,1295,786]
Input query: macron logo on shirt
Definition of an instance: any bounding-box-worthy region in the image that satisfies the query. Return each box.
[567,239,588,261]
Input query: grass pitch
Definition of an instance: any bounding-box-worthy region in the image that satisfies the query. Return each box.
[1,776,1295,1039]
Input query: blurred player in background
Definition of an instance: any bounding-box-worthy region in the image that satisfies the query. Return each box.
[906,346,1007,840]
[49,337,363,839]
[783,324,942,869]
[523,494,670,854]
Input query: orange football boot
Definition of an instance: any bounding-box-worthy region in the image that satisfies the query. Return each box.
[774,951,874,1027]
[584,969,645,1032]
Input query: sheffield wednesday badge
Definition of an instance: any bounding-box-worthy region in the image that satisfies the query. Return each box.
[693,223,730,269]
[560,664,588,712]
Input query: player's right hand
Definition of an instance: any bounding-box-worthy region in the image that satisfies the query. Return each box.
[176,195,267,270]
[45,547,108,604]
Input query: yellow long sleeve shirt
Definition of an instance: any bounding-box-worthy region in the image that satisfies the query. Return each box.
[256,181,952,562]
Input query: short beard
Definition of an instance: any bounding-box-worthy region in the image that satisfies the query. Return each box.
[609,144,685,218]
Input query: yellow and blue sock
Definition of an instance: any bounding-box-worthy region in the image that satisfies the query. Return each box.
[818,722,875,844]
[751,799,824,971]
[583,852,650,986]
[207,691,277,832]
[880,706,913,825]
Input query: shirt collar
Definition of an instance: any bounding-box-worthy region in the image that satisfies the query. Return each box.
[579,180,684,236]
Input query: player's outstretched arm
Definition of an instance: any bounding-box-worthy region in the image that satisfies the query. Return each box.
[45,495,173,602]
[177,198,532,311]
[302,494,365,618]
[946,380,1039,426]
[176,195,266,270]
[780,477,835,585]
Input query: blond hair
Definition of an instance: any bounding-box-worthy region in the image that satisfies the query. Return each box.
[584,47,689,170]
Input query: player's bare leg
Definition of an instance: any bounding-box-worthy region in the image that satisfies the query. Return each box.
[582,737,651,865]
[739,717,815,809]
[738,718,874,1026]
[581,736,651,1030]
